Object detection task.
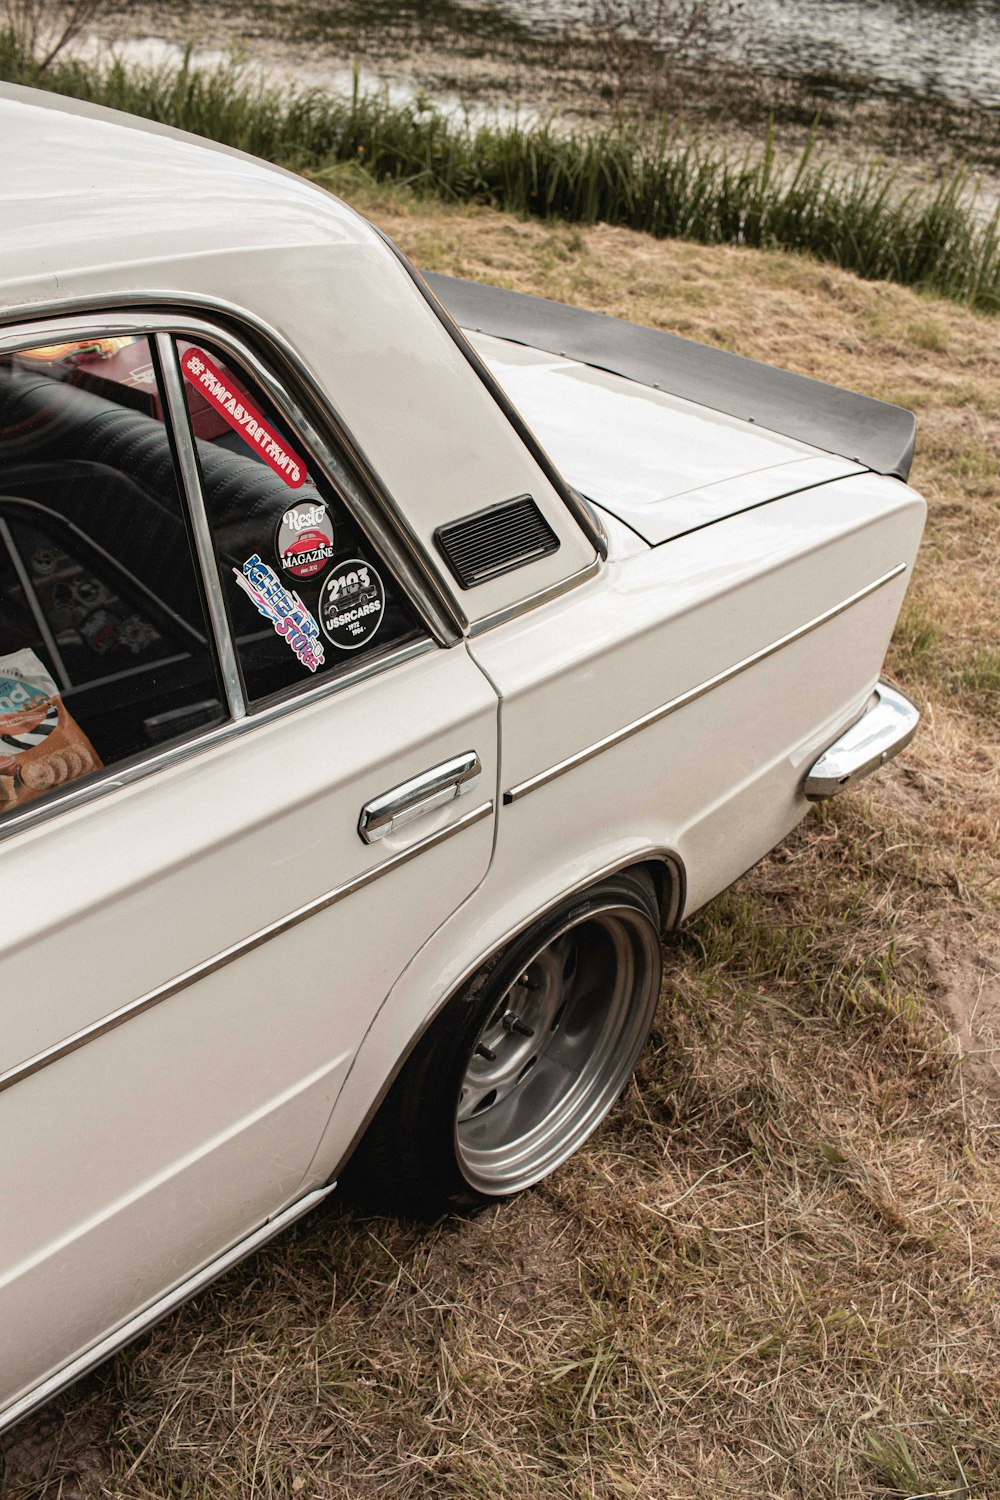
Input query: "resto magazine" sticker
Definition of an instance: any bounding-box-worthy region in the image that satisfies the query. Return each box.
[275,501,335,580]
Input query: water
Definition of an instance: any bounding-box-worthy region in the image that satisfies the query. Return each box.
[729,0,1000,109]
[70,34,543,129]
[465,0,1000,111]
[76,0,1000,118]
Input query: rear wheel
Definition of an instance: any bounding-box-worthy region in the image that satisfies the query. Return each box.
[349,868,663,1218]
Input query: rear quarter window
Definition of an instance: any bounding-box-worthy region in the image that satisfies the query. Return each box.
[174,338,427,705]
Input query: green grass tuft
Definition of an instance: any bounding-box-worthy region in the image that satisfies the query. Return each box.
[962,647,1000,708]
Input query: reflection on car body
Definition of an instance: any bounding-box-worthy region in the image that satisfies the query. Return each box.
[0,82,924,1435]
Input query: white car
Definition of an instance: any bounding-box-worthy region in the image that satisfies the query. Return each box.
[0,83,924,1434]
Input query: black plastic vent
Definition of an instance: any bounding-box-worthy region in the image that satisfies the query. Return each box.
[435,495,560,589]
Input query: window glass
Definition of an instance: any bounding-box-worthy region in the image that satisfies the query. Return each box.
[175,340,425,704]
[0,335,225,822]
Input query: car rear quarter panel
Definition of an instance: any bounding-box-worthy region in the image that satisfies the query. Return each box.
[305,470,925,1182]
[475,472,925,918]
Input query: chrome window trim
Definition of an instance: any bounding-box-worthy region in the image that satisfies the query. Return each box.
[0,305,460,842]
[0,299,464,643]
[503,562,908,803]
[0,1182,339,1439]
[0,797,494,1096]
[0,636,436,845]
[0,284,608,638]
[469,555,601,636]
[154,332,247,720]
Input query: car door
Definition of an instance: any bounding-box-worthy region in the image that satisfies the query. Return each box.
[0,321,498,1421]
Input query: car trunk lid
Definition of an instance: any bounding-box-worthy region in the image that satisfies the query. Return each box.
[470,332,865,546]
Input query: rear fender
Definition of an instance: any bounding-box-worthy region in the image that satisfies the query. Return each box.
[303,843,684,1184]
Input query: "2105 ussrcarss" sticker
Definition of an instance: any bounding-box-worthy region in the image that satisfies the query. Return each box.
[318,560,385,651]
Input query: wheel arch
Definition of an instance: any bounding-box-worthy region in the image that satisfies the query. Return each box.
[312,845,686,1186]
[645,851,686,935]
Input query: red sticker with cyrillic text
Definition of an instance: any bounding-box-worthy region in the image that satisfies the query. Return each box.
[180,347,305,488]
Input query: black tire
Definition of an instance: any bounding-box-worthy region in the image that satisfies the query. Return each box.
[346,868,663,1219]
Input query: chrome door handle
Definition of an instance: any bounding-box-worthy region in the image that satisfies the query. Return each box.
[358,751,482,844]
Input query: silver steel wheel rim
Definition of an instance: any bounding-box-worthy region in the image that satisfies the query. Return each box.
[454,901,662,1196]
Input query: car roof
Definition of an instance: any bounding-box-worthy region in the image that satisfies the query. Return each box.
[0,85,597,624]
[0,83,381,304]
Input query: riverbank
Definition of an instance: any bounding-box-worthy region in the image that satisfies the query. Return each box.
[87,0,1000,186]
[4,28,998,314]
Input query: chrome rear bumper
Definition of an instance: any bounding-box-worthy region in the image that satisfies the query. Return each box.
[804,682,919,801]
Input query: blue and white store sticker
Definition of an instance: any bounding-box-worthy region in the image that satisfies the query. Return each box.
[233,554,326,673]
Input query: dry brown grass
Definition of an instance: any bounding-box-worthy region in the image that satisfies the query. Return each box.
[2,182,998,1500]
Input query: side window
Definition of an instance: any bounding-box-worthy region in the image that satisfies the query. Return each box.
[0,335,225,823]
[175,340,426,704]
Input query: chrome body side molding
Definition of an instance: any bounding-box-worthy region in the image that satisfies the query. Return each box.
[0,800,494,1098]
[504,563,907,804]
[0,1184,338,1439]
[804,681,919,799]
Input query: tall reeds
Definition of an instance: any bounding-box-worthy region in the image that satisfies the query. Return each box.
[3,36,997,313]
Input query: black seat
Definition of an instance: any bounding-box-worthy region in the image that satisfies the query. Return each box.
[0,360,321,629]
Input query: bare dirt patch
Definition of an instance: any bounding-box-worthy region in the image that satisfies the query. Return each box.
[932,947,1000,1105]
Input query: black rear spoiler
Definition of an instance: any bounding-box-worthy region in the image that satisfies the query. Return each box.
[426,274,916,482]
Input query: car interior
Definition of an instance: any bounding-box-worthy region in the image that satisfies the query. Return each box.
[0,338,422,802]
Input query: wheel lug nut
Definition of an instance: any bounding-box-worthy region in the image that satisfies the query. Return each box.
[475,1043,497,1062]
[503,1013,535,1038]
